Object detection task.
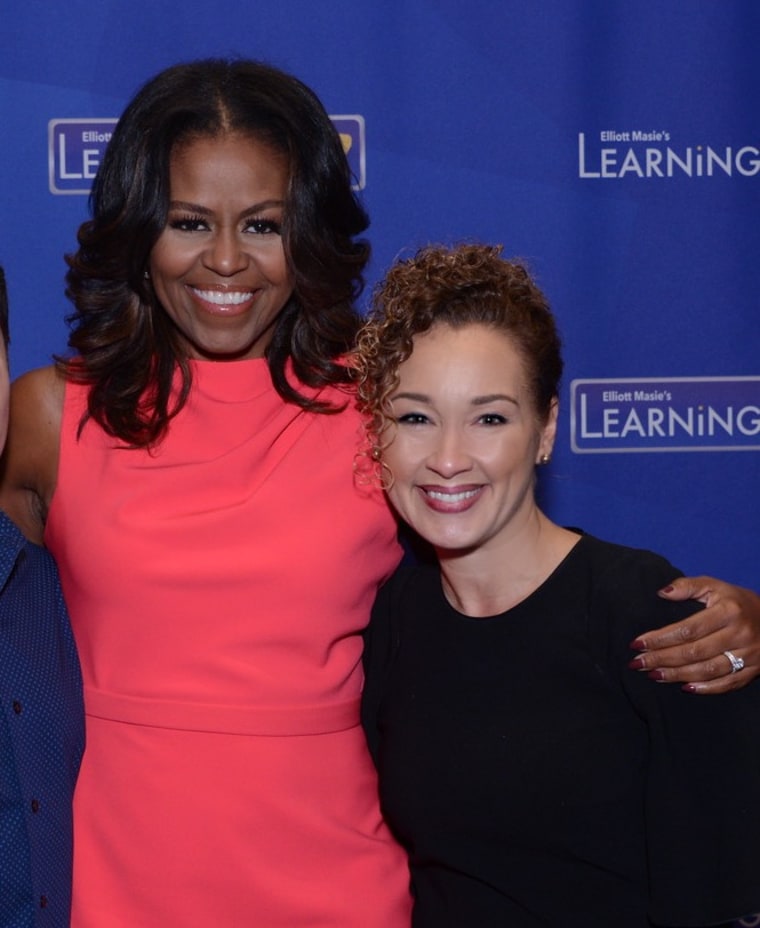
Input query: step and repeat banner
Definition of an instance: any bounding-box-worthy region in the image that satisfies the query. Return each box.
[1,3,758,921]
[2,2,758,590]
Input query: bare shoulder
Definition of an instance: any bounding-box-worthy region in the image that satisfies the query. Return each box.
[12,365,65,430]
[0,364,66,543]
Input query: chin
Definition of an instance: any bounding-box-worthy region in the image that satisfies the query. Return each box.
[428,533,481,557]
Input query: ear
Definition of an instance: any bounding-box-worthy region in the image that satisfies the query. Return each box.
[536,397,558,464]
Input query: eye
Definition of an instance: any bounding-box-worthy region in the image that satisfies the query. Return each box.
[396,412,430,425]
[243,217,282,235]
[478,413,508,426]
[168,214,209,232]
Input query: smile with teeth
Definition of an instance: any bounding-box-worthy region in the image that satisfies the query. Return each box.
[425,488,480,503]
[419,485,485,513]
[191,287,254,306]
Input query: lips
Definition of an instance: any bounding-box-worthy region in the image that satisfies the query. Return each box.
[419,485,484,513]
[188,286,257,316]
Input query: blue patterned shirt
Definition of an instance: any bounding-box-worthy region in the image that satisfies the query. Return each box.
[0,511,84,927]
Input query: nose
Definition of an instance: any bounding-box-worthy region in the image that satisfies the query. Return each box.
[425,425,472,478]
[202,228,249,276]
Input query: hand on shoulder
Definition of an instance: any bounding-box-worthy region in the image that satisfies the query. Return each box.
[629,575,760,694]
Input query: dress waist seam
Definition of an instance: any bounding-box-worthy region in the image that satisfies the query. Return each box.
[84,685,361,735]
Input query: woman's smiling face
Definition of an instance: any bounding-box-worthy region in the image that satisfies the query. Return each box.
[383,322,557,556]
[148,132,293,360]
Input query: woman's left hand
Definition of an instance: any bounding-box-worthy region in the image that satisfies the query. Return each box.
[628,576,760,694]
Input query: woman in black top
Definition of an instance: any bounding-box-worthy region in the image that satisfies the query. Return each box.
[356,243,760,927]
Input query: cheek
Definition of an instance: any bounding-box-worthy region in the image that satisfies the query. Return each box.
[148,246,191,311]
[382,441,419,510]
[380,437,408,484]
[263,247,291,286]
[486,433,535,469]
[149,236,192,281]
[384,482,411,523]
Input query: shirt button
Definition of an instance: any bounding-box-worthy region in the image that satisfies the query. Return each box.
[12,700,22,714]
[31,799,40,813]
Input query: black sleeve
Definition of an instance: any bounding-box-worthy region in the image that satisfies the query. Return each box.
[599,548,760,926]
[361,574,396,765]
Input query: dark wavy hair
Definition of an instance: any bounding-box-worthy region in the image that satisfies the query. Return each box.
[62,58,370,446]
[355,243,563,471]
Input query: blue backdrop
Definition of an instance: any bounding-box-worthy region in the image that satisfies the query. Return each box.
[2,1,759,588]
[3,2,757,591]
[1,2,758,923]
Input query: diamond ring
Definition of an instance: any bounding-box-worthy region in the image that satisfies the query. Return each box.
[723,650,745,674]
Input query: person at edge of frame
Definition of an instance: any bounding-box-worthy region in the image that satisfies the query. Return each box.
[0,264,85,928]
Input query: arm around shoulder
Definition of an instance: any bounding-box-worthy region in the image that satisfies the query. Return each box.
[0,365,64,544]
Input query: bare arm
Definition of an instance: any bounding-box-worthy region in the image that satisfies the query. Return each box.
[629,576,760,694]
[0,365,64,544]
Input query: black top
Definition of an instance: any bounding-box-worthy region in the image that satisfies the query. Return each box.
[362,533,760,927]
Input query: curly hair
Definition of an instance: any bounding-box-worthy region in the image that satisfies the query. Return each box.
[354,243,563,474]
[61,58,370,447]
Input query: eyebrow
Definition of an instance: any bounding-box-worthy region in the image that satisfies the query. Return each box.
[168,199,285,215]
[472,393,519,406]
[392,391,519,406]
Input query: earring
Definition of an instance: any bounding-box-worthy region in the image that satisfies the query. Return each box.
[144,270,150,279]
[538,453,551,465]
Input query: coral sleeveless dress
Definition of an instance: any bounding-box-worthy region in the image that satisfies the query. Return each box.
[45,359,411,927]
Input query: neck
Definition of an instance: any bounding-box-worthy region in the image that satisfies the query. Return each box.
[436,510,579,617]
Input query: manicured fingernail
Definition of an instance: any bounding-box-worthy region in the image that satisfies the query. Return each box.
[648,669,666,682]
[628,656,646,670]
[629,637,646,650]
[682,684,697,694]
[659,585,674,594]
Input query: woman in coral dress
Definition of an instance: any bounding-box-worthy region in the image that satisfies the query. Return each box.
[0,59,411,926]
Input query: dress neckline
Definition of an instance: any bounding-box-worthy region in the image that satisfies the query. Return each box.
[188,357,274,403]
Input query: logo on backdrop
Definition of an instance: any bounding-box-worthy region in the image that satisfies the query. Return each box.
[570,377,760,453]
[332,115,366,190]
[49,115,366,195]
[49,119,115,194]
[577,131,760,179]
